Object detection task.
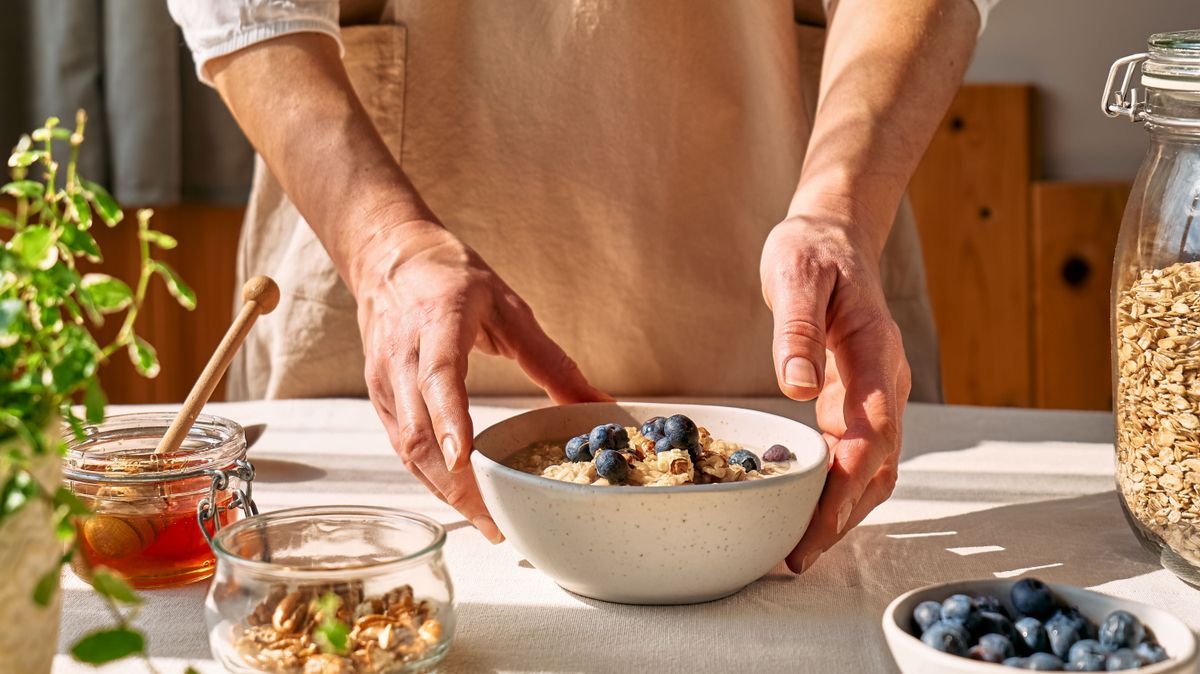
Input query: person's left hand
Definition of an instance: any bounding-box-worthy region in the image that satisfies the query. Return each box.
[759,210,912,574]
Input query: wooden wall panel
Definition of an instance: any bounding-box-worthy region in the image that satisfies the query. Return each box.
[83,206,243,403]
[909,85,1036,407]
[1031,182,1129,411]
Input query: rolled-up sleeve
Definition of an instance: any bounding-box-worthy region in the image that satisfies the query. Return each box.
[167,0,342,85]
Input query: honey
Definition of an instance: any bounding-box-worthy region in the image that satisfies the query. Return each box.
[65,412,254,589]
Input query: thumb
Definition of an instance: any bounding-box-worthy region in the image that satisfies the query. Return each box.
[767,272,835,402]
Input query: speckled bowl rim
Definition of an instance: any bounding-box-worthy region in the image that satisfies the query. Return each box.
[471,401,829,495]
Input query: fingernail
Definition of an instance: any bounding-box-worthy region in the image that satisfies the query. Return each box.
[799,552,820,574]
[836,499,855,535]
[442,436,458,472]
[472,515,504,544]
[784,357,819,388]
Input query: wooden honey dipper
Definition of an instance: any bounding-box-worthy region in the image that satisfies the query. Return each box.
[81,276,280,561]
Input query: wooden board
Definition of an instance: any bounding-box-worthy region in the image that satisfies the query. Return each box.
[1031,182,1130,411]
[909,85,1036,407]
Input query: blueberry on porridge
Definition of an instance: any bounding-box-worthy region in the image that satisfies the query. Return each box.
[503,414,791,486]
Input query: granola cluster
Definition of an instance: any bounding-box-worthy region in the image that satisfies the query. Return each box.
[506,425,788,487]
[233,581,443,674]
[1115,261,1200,564]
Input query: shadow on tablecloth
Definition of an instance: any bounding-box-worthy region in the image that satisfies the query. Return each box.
[441,491,1162,674]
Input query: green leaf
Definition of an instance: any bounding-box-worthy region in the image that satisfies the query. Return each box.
[7,149,44,169]
[84,376,106,424]
[60,222,101,262]
[70,628,144,664]
[69,193,93,230]
[79,179,123,227]
[185,668,202,674]
[128,336,160,378]
[9,226,58,270]
[314,620,350,655]
[0,298,23,347]
[2,180,45,199]
[32,567,60,607]
[140,229,177,250]
[53,485,92,517]
[0,208,14,228]
[151,261,196,310]
[90,569,141,605]
[63,408,86,441]
[0,471,36,522]
[80,273,133,313]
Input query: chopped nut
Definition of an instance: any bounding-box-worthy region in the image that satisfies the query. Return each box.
[236,583,444,674]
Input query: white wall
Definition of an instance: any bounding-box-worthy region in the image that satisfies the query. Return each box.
[965,0,1199,181]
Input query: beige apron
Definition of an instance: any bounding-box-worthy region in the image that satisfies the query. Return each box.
[228,0,942,403]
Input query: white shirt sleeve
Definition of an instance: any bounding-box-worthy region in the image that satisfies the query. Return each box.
[167,0,343,86]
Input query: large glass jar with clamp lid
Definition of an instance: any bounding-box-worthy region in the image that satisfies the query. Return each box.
[1105,29,1200,586]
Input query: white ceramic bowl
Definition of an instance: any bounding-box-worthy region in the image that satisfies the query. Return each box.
[883,579,1198,673]
[471,402,828,604]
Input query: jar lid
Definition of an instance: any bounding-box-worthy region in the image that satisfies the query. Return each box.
[64,412,247,484]
[1143,29,1200,92]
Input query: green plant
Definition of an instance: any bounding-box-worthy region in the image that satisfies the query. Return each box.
[0,111,195,664]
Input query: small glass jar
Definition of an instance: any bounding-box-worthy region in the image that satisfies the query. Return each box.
[1104,30,1200,586]
[206,506,455,674]
[64,412,255,588]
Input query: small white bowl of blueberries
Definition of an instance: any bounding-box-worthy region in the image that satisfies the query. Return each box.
[883,578,1197,672]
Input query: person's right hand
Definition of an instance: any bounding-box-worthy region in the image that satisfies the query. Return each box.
[351,217,610,542]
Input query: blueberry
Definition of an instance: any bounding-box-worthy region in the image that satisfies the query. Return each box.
[1011,578,1058,620]
[969,644,1006,663]
[978,633,1017,660]
[1068,639,1107,663]
[588,424,628,453]
[1099,611,1145,651]
[1015,617,1051,655]
[1047,617,1083,659]
[1066,653,1107,671]
[1135,640,1167,664]
[1003,657,1030,668]
[1105,648,1141,670]
[941,594,975,625]
[973,611,1017,643]
[594,449,629,483]
[653,436,675,455]
[640,416,666,437]
[920,621,968,656]
[643,431,664,444]
[1026,652,1065,670]
[975,595,1007,615]
[763,444,792,462]
[663,414,699,450]
[913,600,942,633]
[1052,607,1097,640]
[564,434,592,462]
[728,449,762,472]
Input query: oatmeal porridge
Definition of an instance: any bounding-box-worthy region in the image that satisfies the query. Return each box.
[503,414,793,486]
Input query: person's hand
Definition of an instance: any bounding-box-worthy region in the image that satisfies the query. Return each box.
[759,212,912,573]
[351,216,611,542]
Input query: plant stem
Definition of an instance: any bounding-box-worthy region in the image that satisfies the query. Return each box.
[99,214,152,359]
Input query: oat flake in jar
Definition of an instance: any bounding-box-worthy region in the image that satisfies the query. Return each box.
[1104,29,1200,585]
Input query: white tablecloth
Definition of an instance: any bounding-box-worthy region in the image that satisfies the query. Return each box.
[53,399,1200,673]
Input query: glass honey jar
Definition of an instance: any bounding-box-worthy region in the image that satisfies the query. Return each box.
[64,412,256,588]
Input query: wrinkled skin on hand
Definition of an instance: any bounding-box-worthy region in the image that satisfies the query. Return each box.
[353,219,610,541]
[760,214,912,573]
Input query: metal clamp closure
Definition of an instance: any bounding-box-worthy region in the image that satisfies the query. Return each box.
[197,458,258,547]
[1102,52,1150,122]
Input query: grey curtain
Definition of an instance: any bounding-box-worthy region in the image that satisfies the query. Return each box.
[0,0,253,205]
